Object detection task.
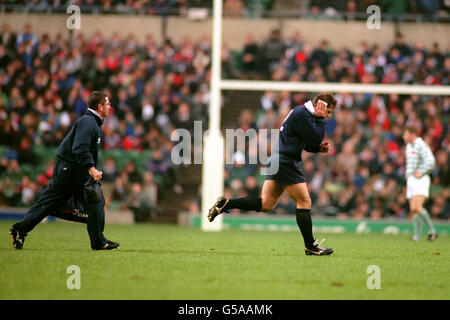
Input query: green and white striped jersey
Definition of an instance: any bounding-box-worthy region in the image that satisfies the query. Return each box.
[405,137,435,177]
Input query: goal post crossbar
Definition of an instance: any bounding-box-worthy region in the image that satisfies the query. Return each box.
[220,80,450,96]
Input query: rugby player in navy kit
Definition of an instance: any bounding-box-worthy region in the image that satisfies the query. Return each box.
[208,92,337,256]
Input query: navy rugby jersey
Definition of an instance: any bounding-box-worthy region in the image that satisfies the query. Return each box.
[273,100,325,162]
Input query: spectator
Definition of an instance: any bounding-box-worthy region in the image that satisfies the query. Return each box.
[244,175,259,198]
[311,39,331,71]
[125,161,143,184]
[17,136,36,165]
[222,45,239,79]
[102,157,118,183]
[414,0,440,20]
[15,24,39,53]
[142,171,158,203]
[127,182,161,222]
[260,29,285,75]
[111,176,129,203]
[147,148,172,184]
[242,35,259,75]
[0,157,8,177]
[335,185,356,218]
[391,33,411,58]
[20,175,37,206]
[336,141,359,177]
[171,102,194,131]
[0,24,16,52]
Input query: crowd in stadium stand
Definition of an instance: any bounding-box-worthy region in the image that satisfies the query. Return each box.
[310,0,447,18]
[238,29,449,84]
[0,23,448,220]
[0,0,232,14]
[1,1,448,19]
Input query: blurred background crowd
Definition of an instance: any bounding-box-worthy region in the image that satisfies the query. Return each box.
[0,0,449,21]
[0,22,214,220]
[229,29,449,83]
[0,10,448,221]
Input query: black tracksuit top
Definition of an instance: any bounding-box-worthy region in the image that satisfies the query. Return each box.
[56,110,103,170]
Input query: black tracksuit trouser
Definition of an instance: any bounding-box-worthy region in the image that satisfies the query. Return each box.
[14,158,108,249]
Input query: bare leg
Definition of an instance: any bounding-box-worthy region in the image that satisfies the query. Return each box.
[260,180,284,212]
[283,182,311,209]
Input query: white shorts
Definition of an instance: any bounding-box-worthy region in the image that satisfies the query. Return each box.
[406,175,430,199]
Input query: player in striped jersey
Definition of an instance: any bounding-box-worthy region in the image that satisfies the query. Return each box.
[402,126,437,241]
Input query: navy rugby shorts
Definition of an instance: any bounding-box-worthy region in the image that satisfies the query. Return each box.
[264,155,306,186]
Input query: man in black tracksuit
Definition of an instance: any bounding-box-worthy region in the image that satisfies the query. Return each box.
[10,91,119,250]
[208,92,338,256]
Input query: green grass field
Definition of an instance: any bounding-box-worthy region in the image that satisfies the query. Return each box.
[0,221,448,300]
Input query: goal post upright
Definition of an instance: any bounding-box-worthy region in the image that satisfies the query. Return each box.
[201,0,225,231]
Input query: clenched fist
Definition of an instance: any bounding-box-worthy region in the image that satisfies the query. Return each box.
[89,167,103,181]
[319,141,331,153]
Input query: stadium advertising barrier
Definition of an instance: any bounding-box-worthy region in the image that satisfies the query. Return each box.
[183,213,450,235]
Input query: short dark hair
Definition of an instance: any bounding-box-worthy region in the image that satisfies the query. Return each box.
[404,125,419,135]
[312,92,337,108]
[87,91,107,110]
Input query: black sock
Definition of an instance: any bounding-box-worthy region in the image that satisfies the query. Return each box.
[296,208,315,249]
[224,196,262,212]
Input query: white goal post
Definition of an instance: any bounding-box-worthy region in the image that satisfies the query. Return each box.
[201,0,450,231]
